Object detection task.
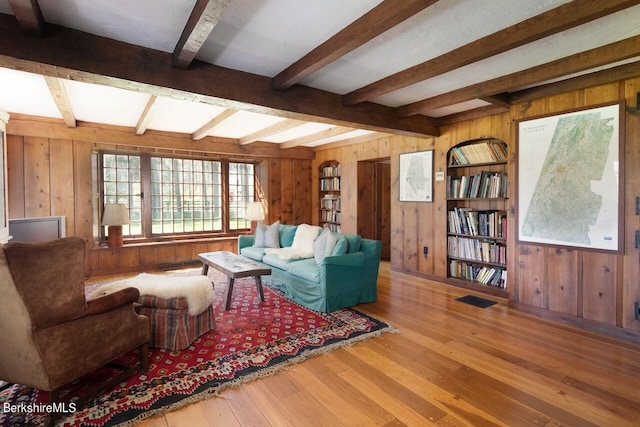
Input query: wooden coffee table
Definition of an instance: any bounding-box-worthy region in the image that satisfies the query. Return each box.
[198,251,272,310]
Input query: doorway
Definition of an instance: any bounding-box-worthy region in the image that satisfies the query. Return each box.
[357,159,391,260]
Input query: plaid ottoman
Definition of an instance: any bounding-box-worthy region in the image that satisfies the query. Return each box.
[137,294,215,351]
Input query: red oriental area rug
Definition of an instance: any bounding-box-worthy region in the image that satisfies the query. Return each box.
[0,270,394,427]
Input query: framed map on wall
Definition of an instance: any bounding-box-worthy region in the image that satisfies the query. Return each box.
[399,150,433,202]
[517,102,623,252]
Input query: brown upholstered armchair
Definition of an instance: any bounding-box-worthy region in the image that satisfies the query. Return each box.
[0,237,149,423]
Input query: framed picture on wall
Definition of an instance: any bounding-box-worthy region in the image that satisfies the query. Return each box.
[399,150,433,202]
[517,102,624,252]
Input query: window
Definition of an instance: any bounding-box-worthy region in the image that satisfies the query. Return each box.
[228,162,254,230]
[102,153,142,236]
[100,152,256,240]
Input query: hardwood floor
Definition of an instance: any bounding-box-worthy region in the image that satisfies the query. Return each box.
[136,261,640,426]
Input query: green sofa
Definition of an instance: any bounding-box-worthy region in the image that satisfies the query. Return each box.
[238,224,381,312]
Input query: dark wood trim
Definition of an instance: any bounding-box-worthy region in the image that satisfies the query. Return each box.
[0,14,438,137]
[343,0,638,105]
[397,35,640,116]
[271,0,438,90]
[509,60,640,104]
[436,105,509,126]
[8,0,45,37]
[172,0,230,69]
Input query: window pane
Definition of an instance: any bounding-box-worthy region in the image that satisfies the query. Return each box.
[102,153,142,237]
[228,162,255,230]
[150,156,222,234]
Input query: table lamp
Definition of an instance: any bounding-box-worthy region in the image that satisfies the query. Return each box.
[245,201,265,233]
[102,203,130,247]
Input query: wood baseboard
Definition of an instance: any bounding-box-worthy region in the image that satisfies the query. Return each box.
[510,301,640,345]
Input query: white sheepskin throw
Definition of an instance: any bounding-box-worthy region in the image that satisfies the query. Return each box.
[265,223,322,260]
[89,273,214,316]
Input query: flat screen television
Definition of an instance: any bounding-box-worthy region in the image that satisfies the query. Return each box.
[8,216,66,243]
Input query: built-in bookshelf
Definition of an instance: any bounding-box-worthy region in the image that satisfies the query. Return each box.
[446,138,508,296]
[319,161,341,232]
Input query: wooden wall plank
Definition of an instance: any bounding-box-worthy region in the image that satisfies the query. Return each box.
[6,134,25,218]
[582,252,617,325]
[547,248,579,315]
[293,159,312,225]
[23,136,50,217]
[280,159,294,221]
[73,140,94,243]
[517,245,545,307]
[268,158,283,223]
[340,144,358,234]
[49,138,75,237]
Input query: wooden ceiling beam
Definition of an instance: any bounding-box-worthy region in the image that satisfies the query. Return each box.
[191,108,237,140]
[173,0,230,69]
[8,0,45,37]
[436,105,510,126]
[135,95,157,135]
[343,0,639,106]
[239,119,302,145]
[312,132,389,151]
[397,35,640,117]
[43,76,76,128]
[7,113,315,160]
[279,126,354,149]
[0,14,438,137]
[271,0,438,90]
[509,60,640,104]
[479,94,511,109]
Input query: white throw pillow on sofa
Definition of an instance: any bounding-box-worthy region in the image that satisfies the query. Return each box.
[313,228,338,266]
[253,221,280,248]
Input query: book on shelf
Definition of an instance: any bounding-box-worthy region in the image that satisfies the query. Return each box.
[449,259,507,289]
[446,171,507,199]
[320,176,340,191]
[448,208,506,238]
[323,223,341,233]
[321,194,341,210]
[449,140,507,166]
[447,236,506,264]
[321,164,340,177]
[321,210,341,223]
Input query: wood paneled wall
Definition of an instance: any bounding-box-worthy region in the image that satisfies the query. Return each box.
[315,78,640,340]
[510,80,640,337]
[6,76,640,338]
[6,118,313,276]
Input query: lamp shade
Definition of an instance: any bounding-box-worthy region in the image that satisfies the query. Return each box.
[101,203,130,226]
[245,201,265,221]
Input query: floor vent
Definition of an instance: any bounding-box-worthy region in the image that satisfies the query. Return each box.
[456,295,497,309]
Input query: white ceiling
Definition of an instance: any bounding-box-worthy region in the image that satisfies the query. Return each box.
[0,0,639,148]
